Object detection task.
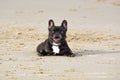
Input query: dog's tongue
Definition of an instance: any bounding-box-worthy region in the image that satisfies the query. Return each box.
[53,38,60,43]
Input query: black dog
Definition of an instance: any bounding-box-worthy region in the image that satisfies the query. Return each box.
[37,19,75,57]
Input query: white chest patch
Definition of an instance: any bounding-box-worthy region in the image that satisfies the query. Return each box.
[52,43,60,54]
[52,45,60,54]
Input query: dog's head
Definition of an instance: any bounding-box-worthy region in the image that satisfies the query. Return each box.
[48,19,67,44]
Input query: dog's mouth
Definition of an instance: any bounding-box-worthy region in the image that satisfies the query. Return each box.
[53,36,61,43]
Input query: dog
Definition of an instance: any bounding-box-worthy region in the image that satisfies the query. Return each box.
[37,19,75,57]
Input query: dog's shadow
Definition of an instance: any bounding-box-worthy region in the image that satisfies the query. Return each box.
[73,50,120,57]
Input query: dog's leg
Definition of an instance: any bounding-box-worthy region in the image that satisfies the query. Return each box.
[66,52,75,57]
[37,42,48,56]
[37,49,48,56]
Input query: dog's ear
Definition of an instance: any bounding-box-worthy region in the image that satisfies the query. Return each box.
[48,19,54,29]
[61,20,67,31]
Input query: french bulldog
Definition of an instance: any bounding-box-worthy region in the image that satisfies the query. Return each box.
[37,19,75,57]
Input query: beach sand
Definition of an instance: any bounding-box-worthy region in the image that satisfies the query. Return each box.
[0,0,120,80]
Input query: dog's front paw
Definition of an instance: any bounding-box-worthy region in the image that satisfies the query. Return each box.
[66,53,75,57]
[37,49,48,56]
[37,53,45,56]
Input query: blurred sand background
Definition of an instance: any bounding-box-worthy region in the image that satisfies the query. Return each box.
[0,0,120,80]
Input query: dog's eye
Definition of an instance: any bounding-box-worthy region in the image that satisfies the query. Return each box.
[61,31,64,34]
[52,31,54,34]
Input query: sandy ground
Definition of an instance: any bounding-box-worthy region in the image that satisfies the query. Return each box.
[0,0,120,80]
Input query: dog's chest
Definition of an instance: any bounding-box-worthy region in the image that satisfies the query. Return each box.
[52,45,60,54]
[52,43,60,54]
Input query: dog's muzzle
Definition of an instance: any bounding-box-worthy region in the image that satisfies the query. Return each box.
[52,35,62,43]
